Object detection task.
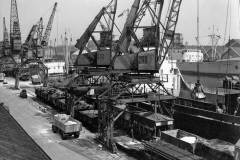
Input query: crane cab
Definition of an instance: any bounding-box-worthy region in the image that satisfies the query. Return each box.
[113,50,159,73]
[75,49,115,67]
[138,50,159,72]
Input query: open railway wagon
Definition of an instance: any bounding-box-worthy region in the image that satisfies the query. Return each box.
[113,104,174,141]
[75,109,98,132]
[144,129,239,160]
[52,114,82,140]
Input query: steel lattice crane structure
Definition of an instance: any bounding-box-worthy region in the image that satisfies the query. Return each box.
[22,2,57,59]
[97,1,182,153]
[0,0,21,74]
[158,0,182,67]
[74,0,118,63]
[2,17,10,56]
[22,18,43,57]
[0,17,11,72]
[10,0,21,53]
[41,2,58,47]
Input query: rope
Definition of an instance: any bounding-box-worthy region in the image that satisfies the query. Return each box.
[223,0,230,45]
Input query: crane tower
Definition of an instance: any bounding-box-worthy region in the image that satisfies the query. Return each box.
[10,0,21,52]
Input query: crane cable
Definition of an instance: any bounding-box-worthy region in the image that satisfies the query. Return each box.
[224,0,232,113]
[223,0,230,45]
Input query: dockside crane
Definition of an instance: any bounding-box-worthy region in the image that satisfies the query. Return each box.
[2,17,10,56]
[0,17,11,72]
[15,2,58,89]
[22,18,43,58]
[69,0,182,154]
[74,8,106,55]
[41,2,57,47]
[74,0,119,68]
[0,0,21,74]
[98,0,182,153]
[113,0,182,73]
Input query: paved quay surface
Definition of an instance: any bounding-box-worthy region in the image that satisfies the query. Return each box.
[0,78,134,160]
[0,103,51,160]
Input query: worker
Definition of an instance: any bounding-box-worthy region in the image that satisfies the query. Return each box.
[216,104,223,114]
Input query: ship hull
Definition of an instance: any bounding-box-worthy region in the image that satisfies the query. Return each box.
[177,60,240,77]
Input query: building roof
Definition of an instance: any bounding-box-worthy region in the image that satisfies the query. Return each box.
[224,39,240,47]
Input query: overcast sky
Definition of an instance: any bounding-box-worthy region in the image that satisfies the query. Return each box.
[0,0,240,46]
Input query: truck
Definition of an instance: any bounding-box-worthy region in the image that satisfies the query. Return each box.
[31,75,41,84]
[52,114,82,140]
[0,73,5,82]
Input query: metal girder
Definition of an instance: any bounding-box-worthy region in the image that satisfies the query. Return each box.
[67,72,111,89]
[75,0,118,67]
[98,77,170,103]
[10,0,21,52]
[158,0,182,66]
[41,2,57,46]
[97,99,118,153]
[118,0,141,53]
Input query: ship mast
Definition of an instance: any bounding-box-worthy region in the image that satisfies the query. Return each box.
[208,25,220,61]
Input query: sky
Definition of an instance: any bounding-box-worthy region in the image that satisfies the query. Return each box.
[0,0,240,46]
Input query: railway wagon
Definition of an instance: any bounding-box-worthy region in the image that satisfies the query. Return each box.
[114,104,173,141]
[50,90,65,107]
[75,109,98,132]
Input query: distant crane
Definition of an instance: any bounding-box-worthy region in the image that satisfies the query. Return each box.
[41,2,58,47]
[3,17,10,56]
[22,17,44,58]
[15,2,58,89]
[0,0,21,74]
[10,0,21,53]
[22,2,57,58]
